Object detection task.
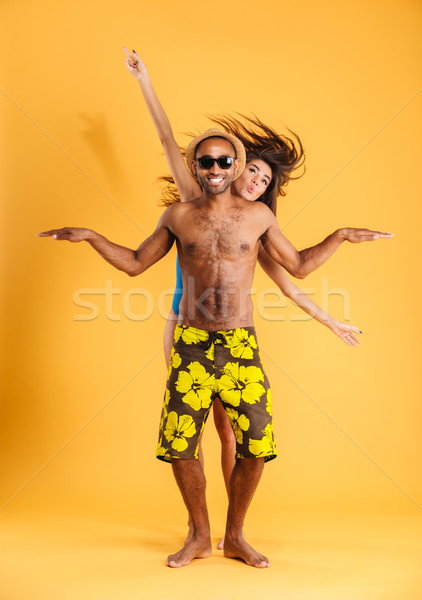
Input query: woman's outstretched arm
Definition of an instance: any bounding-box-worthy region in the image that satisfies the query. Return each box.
[257,247,362,346]
[123,47,201,203]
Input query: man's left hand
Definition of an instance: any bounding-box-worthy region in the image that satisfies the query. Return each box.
[339,228,394,243]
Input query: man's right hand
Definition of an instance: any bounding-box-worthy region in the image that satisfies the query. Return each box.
[37,227,93,242]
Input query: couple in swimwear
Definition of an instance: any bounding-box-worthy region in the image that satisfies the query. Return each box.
[39,48,392,568]
[123,48,391,550]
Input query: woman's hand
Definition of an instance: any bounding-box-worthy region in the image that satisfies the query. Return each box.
[122,46,201,202]
[123,47,148,81]
[330,320,362,346]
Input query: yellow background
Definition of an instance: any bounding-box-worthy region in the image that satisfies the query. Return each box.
[1,0,421,598]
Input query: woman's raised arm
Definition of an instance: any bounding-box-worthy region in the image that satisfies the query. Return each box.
[123,48,201,203]
[257,247,362,346]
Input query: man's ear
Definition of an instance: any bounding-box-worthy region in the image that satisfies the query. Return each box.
[233,158,240,176]
[191,160,198,177]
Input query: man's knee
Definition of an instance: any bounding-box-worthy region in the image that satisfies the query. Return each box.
[236,457,265,472]
[171,457,200,474]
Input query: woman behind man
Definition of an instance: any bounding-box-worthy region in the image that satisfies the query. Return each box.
[124,48,367,547]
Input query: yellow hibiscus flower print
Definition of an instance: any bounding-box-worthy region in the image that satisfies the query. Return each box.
[164,411,196,452]
[181,327,209,345]
[225,408,250,444]
[174,325,183,343]
[225,328,257,359]
[159,389,170,430]
[156,445,170,460]
[170,348,182,370]
[218,362,265,406]
[204,344,215,361]
[266,388,272,416]
[176,361,215,410]
[248,424,276,457]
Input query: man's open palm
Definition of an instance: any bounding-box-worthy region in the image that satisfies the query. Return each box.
[343,228,393,243]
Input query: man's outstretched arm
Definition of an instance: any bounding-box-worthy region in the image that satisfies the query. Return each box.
[38,214,175,276]
[259,208,393,279]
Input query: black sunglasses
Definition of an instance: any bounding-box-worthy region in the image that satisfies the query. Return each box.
[196,155,235,170]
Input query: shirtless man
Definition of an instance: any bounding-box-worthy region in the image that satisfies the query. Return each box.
[39,131,392,568]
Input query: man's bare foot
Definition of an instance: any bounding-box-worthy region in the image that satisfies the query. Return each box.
[166,536,212,568]
[216,535,225,550]
[184,521,194,545]
[224,534,270,568]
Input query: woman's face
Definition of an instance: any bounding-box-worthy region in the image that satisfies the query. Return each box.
[232,159,272,201]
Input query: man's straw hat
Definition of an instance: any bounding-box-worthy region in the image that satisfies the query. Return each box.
[185,128,246,181]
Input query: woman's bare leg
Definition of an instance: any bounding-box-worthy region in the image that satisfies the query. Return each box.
[187,402,235,548]
[213,399,236,494]
[163,309,178,368]
[213,398,236,549]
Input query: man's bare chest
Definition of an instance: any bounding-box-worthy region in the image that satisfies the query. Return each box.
[176,208,258,260]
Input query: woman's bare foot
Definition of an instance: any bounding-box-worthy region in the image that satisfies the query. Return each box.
[216,535,225,550]
[224,534,270,568]
[166,536,212,568]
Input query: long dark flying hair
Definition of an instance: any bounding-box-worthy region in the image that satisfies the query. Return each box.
[159,114,305,216]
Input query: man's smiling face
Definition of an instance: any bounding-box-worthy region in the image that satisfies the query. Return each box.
[191,137,238,195]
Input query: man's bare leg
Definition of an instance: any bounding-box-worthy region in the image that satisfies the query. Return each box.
[167,458,212,568]
[224,457,270,568]
[185,435,205,544]
[163,313,206,550]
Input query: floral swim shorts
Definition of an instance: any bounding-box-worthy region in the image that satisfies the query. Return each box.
[156,324,277,463]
